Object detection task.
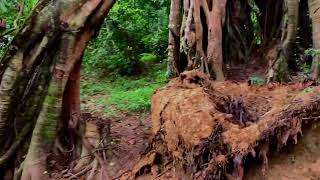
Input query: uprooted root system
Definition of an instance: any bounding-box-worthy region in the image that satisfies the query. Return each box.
[121,71,320,180]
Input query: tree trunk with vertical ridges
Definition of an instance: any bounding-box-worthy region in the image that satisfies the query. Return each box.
[0,0,115,179]
[168,0,227,80]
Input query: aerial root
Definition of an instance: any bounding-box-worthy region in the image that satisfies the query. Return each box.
[87,159,98,180]
[13,161,24,180]
[61,115,110,179]
[259,142,269,176]
[63,141,106,180]
[250,148,256,158]
[83,138,109,179]
[64,164,92,180]
[232,155,244,180]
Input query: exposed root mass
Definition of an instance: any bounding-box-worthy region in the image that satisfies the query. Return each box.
[122,70,320,180]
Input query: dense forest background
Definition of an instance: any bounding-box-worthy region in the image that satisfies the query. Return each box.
[0,0,170,117]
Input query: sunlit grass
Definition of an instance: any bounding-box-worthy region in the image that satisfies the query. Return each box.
[81,63,167,115]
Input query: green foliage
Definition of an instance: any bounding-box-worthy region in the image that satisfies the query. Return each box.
[97,86,154,112]
[0,0,36,57]
[249,76,265,86]
[301,62,311,74]
[139,53,158,63]
[305,48,320,57]
[83,0,170,76]
[0,0,36,27]
[1,0,170,115]
[81,64,167,114]
[303,87,314,94]
[249,0,261,45]
[304,48,320,75]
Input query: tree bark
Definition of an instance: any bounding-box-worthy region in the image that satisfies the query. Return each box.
[267,0,299,83]
[0,0,115,179]
[171,0,227,80]
[309,0,320,80]
[167,0,182,78]
[207,0,227,81]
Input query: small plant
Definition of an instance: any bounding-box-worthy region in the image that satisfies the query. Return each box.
[249,76,265,86]
[304,48,320,57]
[301,63,311,74]
[139,53,158,63]
[303,87,314,94]
[304,48,320,77]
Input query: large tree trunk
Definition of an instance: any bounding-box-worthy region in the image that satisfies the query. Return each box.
[167,0,182,78]
[0,0,115,179]
[170,0,227,80]
[309,0,320,80]
[223,0,253,65]
[267,0,299,83]
[207,0,227,81]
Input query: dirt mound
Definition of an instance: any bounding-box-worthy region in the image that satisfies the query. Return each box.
[122,70,320,180]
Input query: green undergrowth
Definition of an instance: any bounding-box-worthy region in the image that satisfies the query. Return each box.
[81,63,167,117]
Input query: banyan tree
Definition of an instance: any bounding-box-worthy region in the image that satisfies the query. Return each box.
[1,0,320,180]
[167,0,320,82]
[0,0,115,179]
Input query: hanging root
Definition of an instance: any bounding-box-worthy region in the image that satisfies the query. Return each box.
[232,155,244,180]
[87,159,98,180]
[173,0,227,79]
[258,141,269,176]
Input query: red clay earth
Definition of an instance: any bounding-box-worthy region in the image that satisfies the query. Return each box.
[120,71,320,179]
[245,124,320,180]
[74,112,320,180]
[106,114,152,179]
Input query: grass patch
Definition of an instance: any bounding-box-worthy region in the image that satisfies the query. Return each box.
[81,63,167,115]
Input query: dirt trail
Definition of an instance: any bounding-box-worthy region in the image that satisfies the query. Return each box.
[245,125,320,180]
[106,114,152,179]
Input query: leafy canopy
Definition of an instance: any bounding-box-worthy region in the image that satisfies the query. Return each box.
[83,0,170,76]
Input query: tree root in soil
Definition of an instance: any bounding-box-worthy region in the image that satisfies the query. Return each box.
[58,113,111,180]
[121,70,320,180]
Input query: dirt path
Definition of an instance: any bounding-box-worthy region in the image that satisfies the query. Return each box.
[81,88,153,179]
[106,113,152,179]
[245,124,320,180]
